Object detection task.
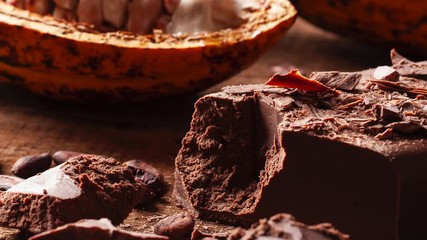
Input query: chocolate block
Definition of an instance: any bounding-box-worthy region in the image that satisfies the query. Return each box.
[29,218,167,240]
[174,64,427,239]
[0,155,144,234]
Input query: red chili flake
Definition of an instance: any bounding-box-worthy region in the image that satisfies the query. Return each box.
[265,70,340,95]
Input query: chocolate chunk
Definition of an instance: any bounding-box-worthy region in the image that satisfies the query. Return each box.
[391,49,427,78]
[373,66,400,82]
[154,212,195,240]
[309,71,361,91]
[124,160,165,202]
[0,155,144,234]
[0,175,23,191]
[175,72,427,240]
[375,104,402,123]
[29,218,168,240]
[11,152,52,179]
[52,151,83,165]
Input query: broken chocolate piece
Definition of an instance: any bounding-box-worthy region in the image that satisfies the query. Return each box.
[0,155,144,234]
[175,59,427,240]
[154,212,195,240]
[29,218,168,240]
[391,49,427,78]
[309,71,361,91]
[0,175,23,191]
[11,152,52,179]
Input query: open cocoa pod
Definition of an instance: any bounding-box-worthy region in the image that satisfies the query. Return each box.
[0,0,296,102]
[291,0,427,57]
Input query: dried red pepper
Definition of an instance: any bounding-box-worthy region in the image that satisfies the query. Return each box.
[265,70,340,95]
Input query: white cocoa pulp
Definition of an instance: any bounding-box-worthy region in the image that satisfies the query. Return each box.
[7,165,81,199]
[167,0,261,35]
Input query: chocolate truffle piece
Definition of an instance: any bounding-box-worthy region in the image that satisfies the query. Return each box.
[0,155,144,234]
[174,62,427,239]
[192,213,349,240]
[29,218,168,240]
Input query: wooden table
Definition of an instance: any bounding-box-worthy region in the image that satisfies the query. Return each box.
[0,19,391,239]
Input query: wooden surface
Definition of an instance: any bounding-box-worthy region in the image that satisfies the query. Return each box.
[0,19,391,239]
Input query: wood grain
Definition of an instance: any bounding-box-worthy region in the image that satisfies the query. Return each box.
[0,19,390,239]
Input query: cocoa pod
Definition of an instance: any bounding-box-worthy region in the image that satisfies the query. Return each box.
[0,0,296,102]
[290,0,427,57]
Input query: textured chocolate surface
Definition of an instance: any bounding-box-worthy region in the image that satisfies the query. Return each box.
[0,155,144,234]
[29,218,168,240]
[174,57,427,240]
[192,213,349,240]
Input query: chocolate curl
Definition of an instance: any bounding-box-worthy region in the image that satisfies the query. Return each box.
[265,70,340,95]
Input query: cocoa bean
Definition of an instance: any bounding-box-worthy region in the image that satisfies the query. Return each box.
[11,152,52,179]
[127,0,162,34]
[154,212,195,240]
[164,0,180,14]
[52,151,83,165]
[6,0,26,8]
[77,0,104,29]
[103,0,129,29]
[53,7,77,22]
[123,160,165,201]
[26,0,54,15]
[0,175,23,191]
[53,0,78,10]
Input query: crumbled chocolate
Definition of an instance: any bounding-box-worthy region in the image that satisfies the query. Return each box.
[310,71,361,91]
[0,155,144,234]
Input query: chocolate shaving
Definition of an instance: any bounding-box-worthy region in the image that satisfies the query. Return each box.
[386,121,422,134]
[391,49,427,78]
[310,71,361,91]
[265,70,340,96]
[375,128,394,140]
[371,80,427,97]
[336,99,363,110]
